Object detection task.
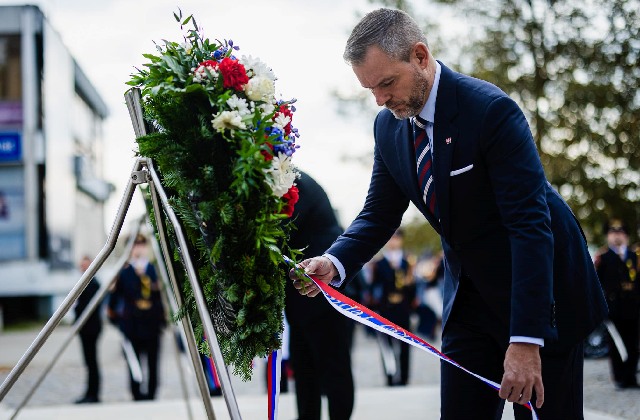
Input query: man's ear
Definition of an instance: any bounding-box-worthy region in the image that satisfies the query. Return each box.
[413,43,429,67]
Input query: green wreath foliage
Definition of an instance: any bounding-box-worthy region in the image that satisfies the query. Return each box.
[126,11,300,380]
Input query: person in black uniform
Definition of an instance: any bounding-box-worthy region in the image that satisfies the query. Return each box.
[107,234,166,400]
[595,219,640,389]
[285,171,354,420]
[74,255,103,404]
[370,229,416,386]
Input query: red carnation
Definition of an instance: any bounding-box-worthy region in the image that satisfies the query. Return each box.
[198,59,218,69]
[281,185,299,217]
[217,57,249,91]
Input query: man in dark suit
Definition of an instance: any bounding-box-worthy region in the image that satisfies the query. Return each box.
[74,255,103,404]
[595,220,639,389]
[290,8,608,419]
[285,171,354,420]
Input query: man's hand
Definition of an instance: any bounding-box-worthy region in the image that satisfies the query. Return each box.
[289,256,338,297]
[498,342,544,409]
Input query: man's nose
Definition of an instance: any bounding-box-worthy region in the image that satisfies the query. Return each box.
[372,89,390,107]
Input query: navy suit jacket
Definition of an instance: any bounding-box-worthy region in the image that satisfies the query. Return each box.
[327,62,607,349]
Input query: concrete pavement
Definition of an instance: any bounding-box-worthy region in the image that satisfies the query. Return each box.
[0,322,637,419]
[0,387,625,420]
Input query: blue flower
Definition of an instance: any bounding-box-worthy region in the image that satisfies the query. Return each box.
[213,48,226,60]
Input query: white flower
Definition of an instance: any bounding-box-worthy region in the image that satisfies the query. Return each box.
[211,110,246,132]
[240,55,276,81]
[226,95,250,116]
[263,153,297,197]
[193,62,219,84]
[244,76,275,102]
[259,102,276,116]
[272,112,291,131]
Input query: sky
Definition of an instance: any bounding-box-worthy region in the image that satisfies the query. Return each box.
[2,0,390,232]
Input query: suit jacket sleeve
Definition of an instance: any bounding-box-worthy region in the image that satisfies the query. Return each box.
[326,114,410,281]
[480,96,554,339]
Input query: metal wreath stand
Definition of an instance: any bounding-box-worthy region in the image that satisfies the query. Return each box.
[0,89,242,420]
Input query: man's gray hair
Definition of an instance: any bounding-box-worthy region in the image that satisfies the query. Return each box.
[343,8,428,65]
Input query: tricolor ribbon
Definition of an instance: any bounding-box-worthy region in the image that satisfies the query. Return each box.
[204,353,221,392]
[282,255,538,420]
[267,348,282,420]
[202,336,222,393]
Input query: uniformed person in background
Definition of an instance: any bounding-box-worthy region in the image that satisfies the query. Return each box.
[370,229,417,386]
[107,234,166,400]
[595,219,639,389]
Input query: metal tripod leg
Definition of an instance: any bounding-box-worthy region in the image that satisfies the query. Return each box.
[150,237,195,420]
[7,218,145,419]
[0,158,147,401]
[148,213,209,420]
[145,159,242,419]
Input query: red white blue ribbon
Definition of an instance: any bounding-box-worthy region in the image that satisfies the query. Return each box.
[282,255,538,420]
[203,353,221,392]
[201,336,221,392]
[267,348,282,420]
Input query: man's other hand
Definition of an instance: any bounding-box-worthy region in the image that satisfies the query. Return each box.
[499,342,544,409]
[289,256,337,297]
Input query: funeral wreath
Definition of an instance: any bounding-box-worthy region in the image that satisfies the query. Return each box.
[127,11,300,380]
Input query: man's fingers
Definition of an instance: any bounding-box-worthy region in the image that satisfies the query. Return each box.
[508,386,525,403]
[534,378,544,409]
[288,259,311,281]
[502,383,532,405]
[499,381,542,409]
[498,383,511,400]
[289,256,336,297]
[292,279,319,297]
[303,259,325,276]
[518,387,532,405]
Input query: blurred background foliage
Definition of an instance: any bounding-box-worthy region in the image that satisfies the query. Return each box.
[334,0,639,250]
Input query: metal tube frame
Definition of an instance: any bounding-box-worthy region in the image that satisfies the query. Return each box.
[148,230,195,420]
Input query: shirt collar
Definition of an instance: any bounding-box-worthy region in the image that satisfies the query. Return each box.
[610,245,627,256]
[418,61,441,124]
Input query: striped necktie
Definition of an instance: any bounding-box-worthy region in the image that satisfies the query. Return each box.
[413,116,439,219]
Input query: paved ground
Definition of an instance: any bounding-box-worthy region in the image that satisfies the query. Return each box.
[0,322,638,419]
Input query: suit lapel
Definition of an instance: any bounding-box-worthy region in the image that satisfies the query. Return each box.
[433,63,459,239]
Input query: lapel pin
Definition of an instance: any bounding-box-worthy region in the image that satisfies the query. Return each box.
[445,137,452,144]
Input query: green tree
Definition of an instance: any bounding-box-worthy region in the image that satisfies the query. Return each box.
[340,0,640,244]
[402,216,442,256]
